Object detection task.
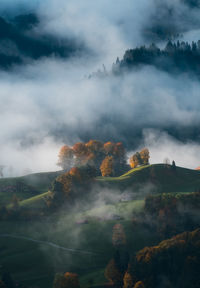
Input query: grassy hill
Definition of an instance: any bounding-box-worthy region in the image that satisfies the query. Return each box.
[0,171,61,205]
[96,164,200,193]
[2,164,200,209]
[0,164,200,287]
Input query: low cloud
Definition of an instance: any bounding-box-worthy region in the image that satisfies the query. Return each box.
[0,1,200,176]
[143,129,200,169]
[1,59,200,175]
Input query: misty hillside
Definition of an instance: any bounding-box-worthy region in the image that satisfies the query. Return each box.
[96,164,200,193]
[1,1,200,288]
[112,40,200,76]
[0,13,85,69]
[143,0,200,40]
[0,170,61,205]
[0,163,200,288]
[1,164,200,210]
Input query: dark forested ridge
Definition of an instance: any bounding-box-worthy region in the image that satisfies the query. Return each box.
[113,40,200,76]
[0,13,85,69]
[143,0,200,41]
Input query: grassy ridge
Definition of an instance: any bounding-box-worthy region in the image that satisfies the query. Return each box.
[3,164,200,209]
[0,171,61,205]
[96,164,200,193]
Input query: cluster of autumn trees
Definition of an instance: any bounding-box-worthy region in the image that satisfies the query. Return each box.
[58,140,129,177]
[104,223,200,288]
[58,140,150,177]
[51,142,150,207]
[126,229,200,288]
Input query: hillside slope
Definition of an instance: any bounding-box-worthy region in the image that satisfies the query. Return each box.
[2,164,200,208]
[0,171,62,205]
[96,164,200,193]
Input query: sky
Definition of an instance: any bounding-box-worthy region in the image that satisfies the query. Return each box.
[1,0,200,176]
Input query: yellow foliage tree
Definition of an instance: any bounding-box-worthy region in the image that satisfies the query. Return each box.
[129,152,141,168]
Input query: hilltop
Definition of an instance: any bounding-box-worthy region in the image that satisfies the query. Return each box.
[96,164,200,193]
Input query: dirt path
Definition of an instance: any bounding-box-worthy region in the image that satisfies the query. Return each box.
[0,234,97,255]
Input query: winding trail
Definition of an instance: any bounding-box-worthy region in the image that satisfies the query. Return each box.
[0,234,98,255]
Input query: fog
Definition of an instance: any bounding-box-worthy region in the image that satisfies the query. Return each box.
[1,0,200,176]
[143,129,200,169]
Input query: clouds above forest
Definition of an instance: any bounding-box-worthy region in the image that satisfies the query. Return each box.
[0,59,200,175]
[1,0,200,175]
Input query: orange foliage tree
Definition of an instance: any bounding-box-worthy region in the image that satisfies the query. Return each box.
[58,145,74,170]
[130,149,150,169]
[58,140,128,176]
[100,156,114,177]
[86,140,104,168]
[73,142,89,166]
[86,140,104,153]
[104,142,116,155]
